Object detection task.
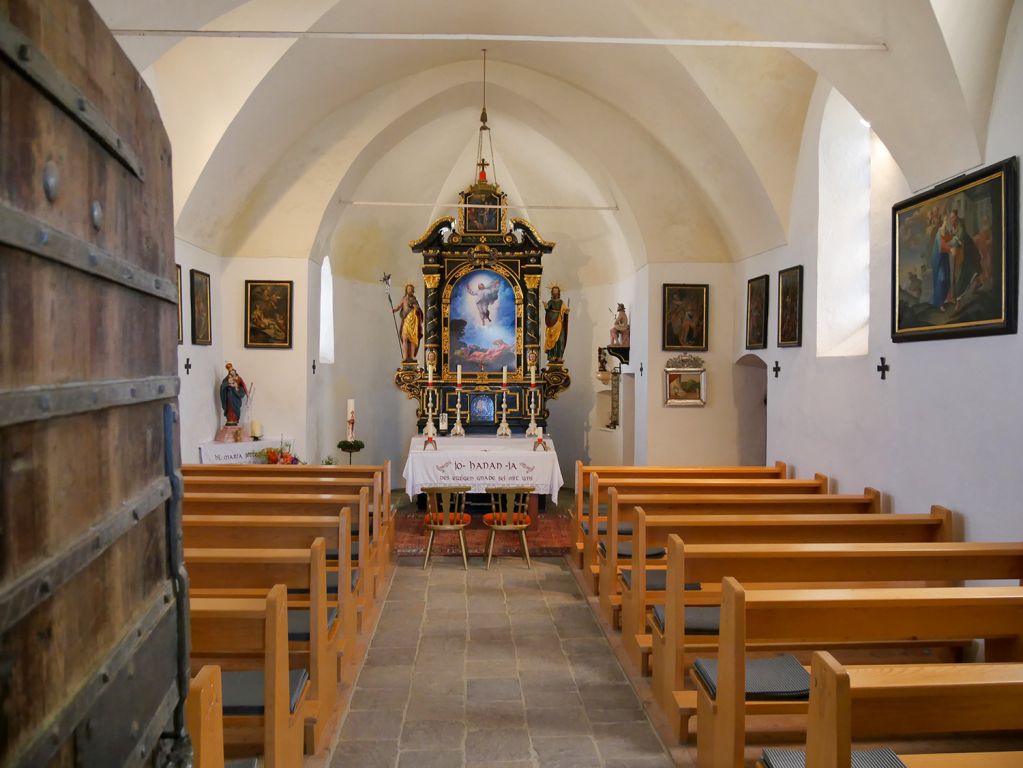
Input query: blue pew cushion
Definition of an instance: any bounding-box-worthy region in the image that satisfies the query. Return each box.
[326,541,361,561]
[580,520,632,536]
[762,748,906,768]
[221,668,309,716]
[693,654,810,701]
[651,604,720,635]
[287,606,339,641]
[289,568,358,596]
[619,569,701,592]
[597,541,666,560]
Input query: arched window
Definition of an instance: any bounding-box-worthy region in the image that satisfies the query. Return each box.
[319,256,335,364]
[817,89,870,357]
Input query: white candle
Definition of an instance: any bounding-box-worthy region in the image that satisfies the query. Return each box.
[457,365,462,386]
[428,365,433,386]
[250,419,263,438]
[537,426,543,439]
[502,366,507,386]
[530,366,536,387]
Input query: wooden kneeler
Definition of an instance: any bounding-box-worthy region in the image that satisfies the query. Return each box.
[190,585,308,768]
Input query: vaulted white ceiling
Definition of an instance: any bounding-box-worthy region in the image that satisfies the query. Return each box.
[93,0,1013,285]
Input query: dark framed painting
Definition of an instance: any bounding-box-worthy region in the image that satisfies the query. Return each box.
[176,264,183,345]
[468,393,496,424]
[745,274,769,350]
[245,280,293,348]
[463,190,501,234]
[777,265,803,348]
[189,268,212,346]
[892,157,1018,342]
[662,283,709,351]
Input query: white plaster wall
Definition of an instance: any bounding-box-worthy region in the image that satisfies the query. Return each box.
[174,239,224,463]
[734,5,1023,539]
[217,257,313,461]
[637,263,741,466]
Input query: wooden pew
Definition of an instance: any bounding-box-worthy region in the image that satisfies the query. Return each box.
[651,526,1023,740]
[182,513,361,642]
[798,651,1023,768]
[580,472,827,580]
[186,538,339,752]
[596,487,881,607]
[187,666,226,768]
[573,461,789,568]
[626,507,953,687]
[184,474,391,581]
[191,586,308,767]
[183,461,396,559]
[695,580,1023,768]
[184,489,376,600]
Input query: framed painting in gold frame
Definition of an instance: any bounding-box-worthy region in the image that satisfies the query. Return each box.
[745,274,769,350]
[245,280,293,349]
[662,283,708,351]
[777,265,803,348]
[189,268,212,346]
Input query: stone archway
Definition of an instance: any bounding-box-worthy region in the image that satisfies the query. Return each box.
[733,354,768,465]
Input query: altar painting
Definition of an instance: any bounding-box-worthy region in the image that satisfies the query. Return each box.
[449,269,518,372]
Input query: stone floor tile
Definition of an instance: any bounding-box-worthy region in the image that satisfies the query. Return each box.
[405,693,466,721]
[467,676,522,702]
[349,687,410,711]
[464,727,532,763]
[466,660,516,679]
[593,721,668,761]
[400,719,467,751]
[358,665,414,689]
[568,657,627,684]
[465,699,526,730]
[341,709,404,741]
[371,629,422,649]
[420,633,467,655]
[330,739,399,768]
[411,671,466,697]
[525,706,592,738]
[530,735,602,768]
[365,645,419,667]
[398,749,465,768]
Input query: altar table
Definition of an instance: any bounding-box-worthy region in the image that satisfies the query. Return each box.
[402,436,564,501]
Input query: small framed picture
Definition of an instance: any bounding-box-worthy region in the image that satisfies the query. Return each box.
[777,266,803,348]
[745,274,769,350]
[468,393,497,424]
[664,364,706,407]
[245,280,293,349]
[662,283,709,351]
[176,264,183,345]
[189,268,212,346]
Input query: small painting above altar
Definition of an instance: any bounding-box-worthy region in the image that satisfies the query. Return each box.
[449,268,518,373]
[469,393,497,423]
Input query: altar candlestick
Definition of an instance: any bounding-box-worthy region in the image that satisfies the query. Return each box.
[457,365,462,386]
[428,365,433,386]
[502,366,507,386]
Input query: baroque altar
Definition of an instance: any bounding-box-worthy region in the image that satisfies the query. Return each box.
[394,172,571,434]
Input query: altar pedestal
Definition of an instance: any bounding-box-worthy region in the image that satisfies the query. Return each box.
[197,438,292,464]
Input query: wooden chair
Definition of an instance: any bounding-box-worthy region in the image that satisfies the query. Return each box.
[483,487,535,569]
[422,486,472,570]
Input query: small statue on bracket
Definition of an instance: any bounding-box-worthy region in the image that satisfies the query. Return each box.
[543,285,570,363]
[393,283,424,363]
[610,303,630,347]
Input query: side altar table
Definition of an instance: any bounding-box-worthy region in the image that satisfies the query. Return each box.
[402,436,564,502]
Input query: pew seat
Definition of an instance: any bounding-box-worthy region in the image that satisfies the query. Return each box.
[598,541,667,559]
[222,668,310,718]
[651,604,720,635]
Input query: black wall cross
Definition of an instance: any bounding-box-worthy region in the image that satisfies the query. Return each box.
[312,359,317,375]
[184,358,192,376]
[876,356,890,380]
[772,361,781,378]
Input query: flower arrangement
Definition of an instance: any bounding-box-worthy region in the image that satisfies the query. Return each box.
[255,440,302,465]
[337,439,365,465]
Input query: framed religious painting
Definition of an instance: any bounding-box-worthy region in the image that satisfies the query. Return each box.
[664,354,706,407]
[745,274,769,349]
[891,157,1018,342]
[468,393,497,424]
[189,268,212,345]
[176,264,183,345]
[662,283,709,351]
[777,265,803,348]
[245,280,293,348]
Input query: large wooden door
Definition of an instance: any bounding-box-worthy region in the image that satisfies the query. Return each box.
[0,1,187,766]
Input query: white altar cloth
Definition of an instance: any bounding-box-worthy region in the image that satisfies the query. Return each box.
[402,436,564,501]
[198,438,291,465]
